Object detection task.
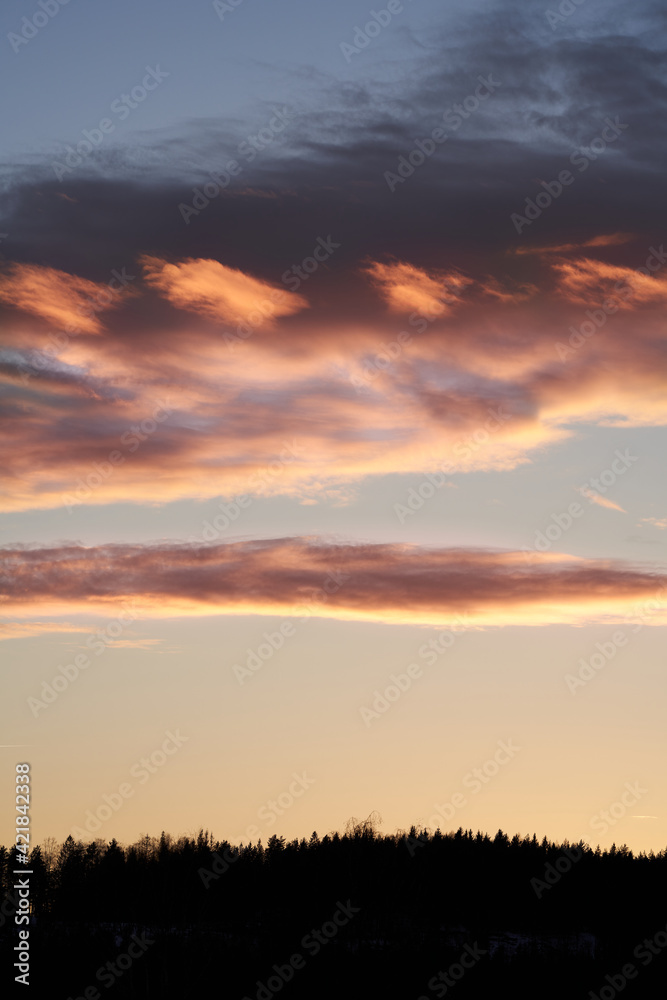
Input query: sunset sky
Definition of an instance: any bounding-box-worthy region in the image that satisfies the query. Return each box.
[1,0,666,854]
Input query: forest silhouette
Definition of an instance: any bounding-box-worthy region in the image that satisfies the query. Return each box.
[2,818,666,998]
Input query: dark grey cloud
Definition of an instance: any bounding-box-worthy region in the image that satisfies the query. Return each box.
[0,0,665,277]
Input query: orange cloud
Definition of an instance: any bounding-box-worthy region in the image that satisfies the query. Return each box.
[577,489,626,513]
[140,255,308,325]
[478,276,537,303]
[2,251,667,512]
[641,517,667,529]
[551,257,667,307]
[0,621,89,641]
[513,233,636,255]
[363,260,471,316]
[2,541,665,629]
[584,233,637,248]
[0,263,123,334]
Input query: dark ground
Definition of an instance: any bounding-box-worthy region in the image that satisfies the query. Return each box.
[1,824,664,998]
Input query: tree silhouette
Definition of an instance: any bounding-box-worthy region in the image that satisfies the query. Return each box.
[2,824,666,998]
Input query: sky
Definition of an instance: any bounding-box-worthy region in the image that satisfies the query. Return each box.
[1,0,666,854]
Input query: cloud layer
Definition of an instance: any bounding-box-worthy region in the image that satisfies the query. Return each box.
[1,1,666,512]
[2,540,665,629]
[0,237,665,511]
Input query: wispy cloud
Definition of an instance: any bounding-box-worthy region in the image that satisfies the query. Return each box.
[640,517,667,529]
[578,489,627,513]
[0,621,91,641]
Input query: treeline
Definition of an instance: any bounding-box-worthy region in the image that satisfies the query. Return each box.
[2,821,666,998]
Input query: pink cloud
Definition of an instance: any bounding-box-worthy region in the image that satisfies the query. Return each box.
[2,540,665,628]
